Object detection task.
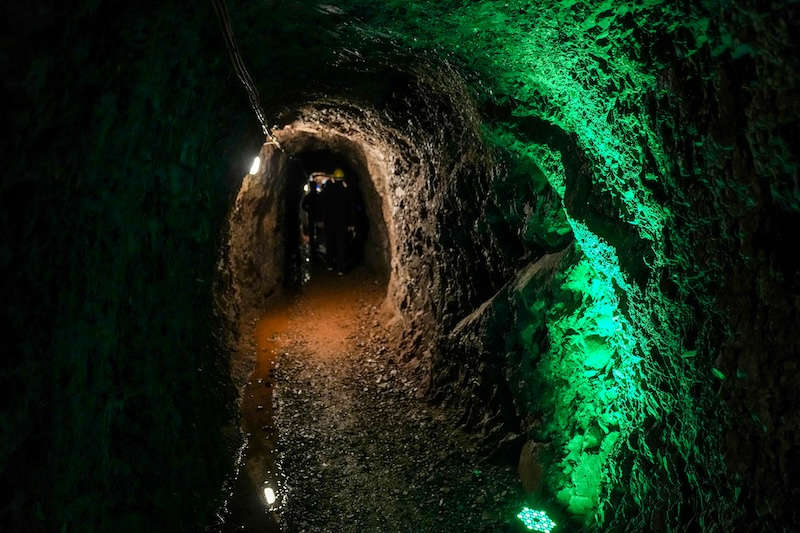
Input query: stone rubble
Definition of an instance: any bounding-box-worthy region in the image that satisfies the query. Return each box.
[272,295,525,532]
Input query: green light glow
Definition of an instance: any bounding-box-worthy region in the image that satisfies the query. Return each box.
[336,0,755,528]
[517,507,557,532]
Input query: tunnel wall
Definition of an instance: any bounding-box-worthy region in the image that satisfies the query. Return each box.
[225,144,289,315]
[350,1,799,530]
[3,4,253,530]
[245,1,798,530]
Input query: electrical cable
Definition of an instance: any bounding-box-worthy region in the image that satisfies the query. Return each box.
[210,0,279,146]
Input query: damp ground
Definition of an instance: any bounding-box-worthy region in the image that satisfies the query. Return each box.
[228,265,525,532]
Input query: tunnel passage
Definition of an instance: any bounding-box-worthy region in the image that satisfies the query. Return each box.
[224,107,399,318]
[219,64,534,424]
[218,60,700,531]
[217,74,540,528]
[282,145,391,283]
[221,69,522,335]
[217,42,800,530]
[219,54,546,416]
[7,1,797,531]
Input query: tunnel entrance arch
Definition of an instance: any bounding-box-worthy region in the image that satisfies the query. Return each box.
[223,105,406,321]
[221,85,506,353]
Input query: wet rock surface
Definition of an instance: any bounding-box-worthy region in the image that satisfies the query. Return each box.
[268,270,524,532]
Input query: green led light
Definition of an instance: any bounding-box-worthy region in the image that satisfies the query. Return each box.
[517,507,556,532]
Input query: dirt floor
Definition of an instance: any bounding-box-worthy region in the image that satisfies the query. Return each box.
[228,265,525,532]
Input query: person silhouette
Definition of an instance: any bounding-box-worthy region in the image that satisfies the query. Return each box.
[322,168,353,275]
[302,175,324,258]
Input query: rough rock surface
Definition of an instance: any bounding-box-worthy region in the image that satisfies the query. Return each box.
[259,269,524,531]
[5,1,799,531]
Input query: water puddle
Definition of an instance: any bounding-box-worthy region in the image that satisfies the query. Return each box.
[218,264,386,531]
[221,299,293,531]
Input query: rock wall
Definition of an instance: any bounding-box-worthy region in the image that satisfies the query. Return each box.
[225,144,289,314]
[3,3,254,530]
[287,1,798,530]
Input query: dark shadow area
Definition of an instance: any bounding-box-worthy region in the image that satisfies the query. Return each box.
[284,150,376,286]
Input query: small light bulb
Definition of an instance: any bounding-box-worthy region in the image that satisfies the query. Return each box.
[304,183,310,193]
[264,486,276,505]
[250,156,261,175]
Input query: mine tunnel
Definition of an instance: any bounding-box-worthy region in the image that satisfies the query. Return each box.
[4,1,800,532]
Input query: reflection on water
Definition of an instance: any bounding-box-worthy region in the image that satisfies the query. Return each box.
[261,460,287,513]
[212,433,287,531]
[288,235,313,288]
[213,297,296,532]
[301,239,312,286]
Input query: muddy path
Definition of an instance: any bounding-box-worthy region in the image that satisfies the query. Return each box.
[228,266,524,532]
